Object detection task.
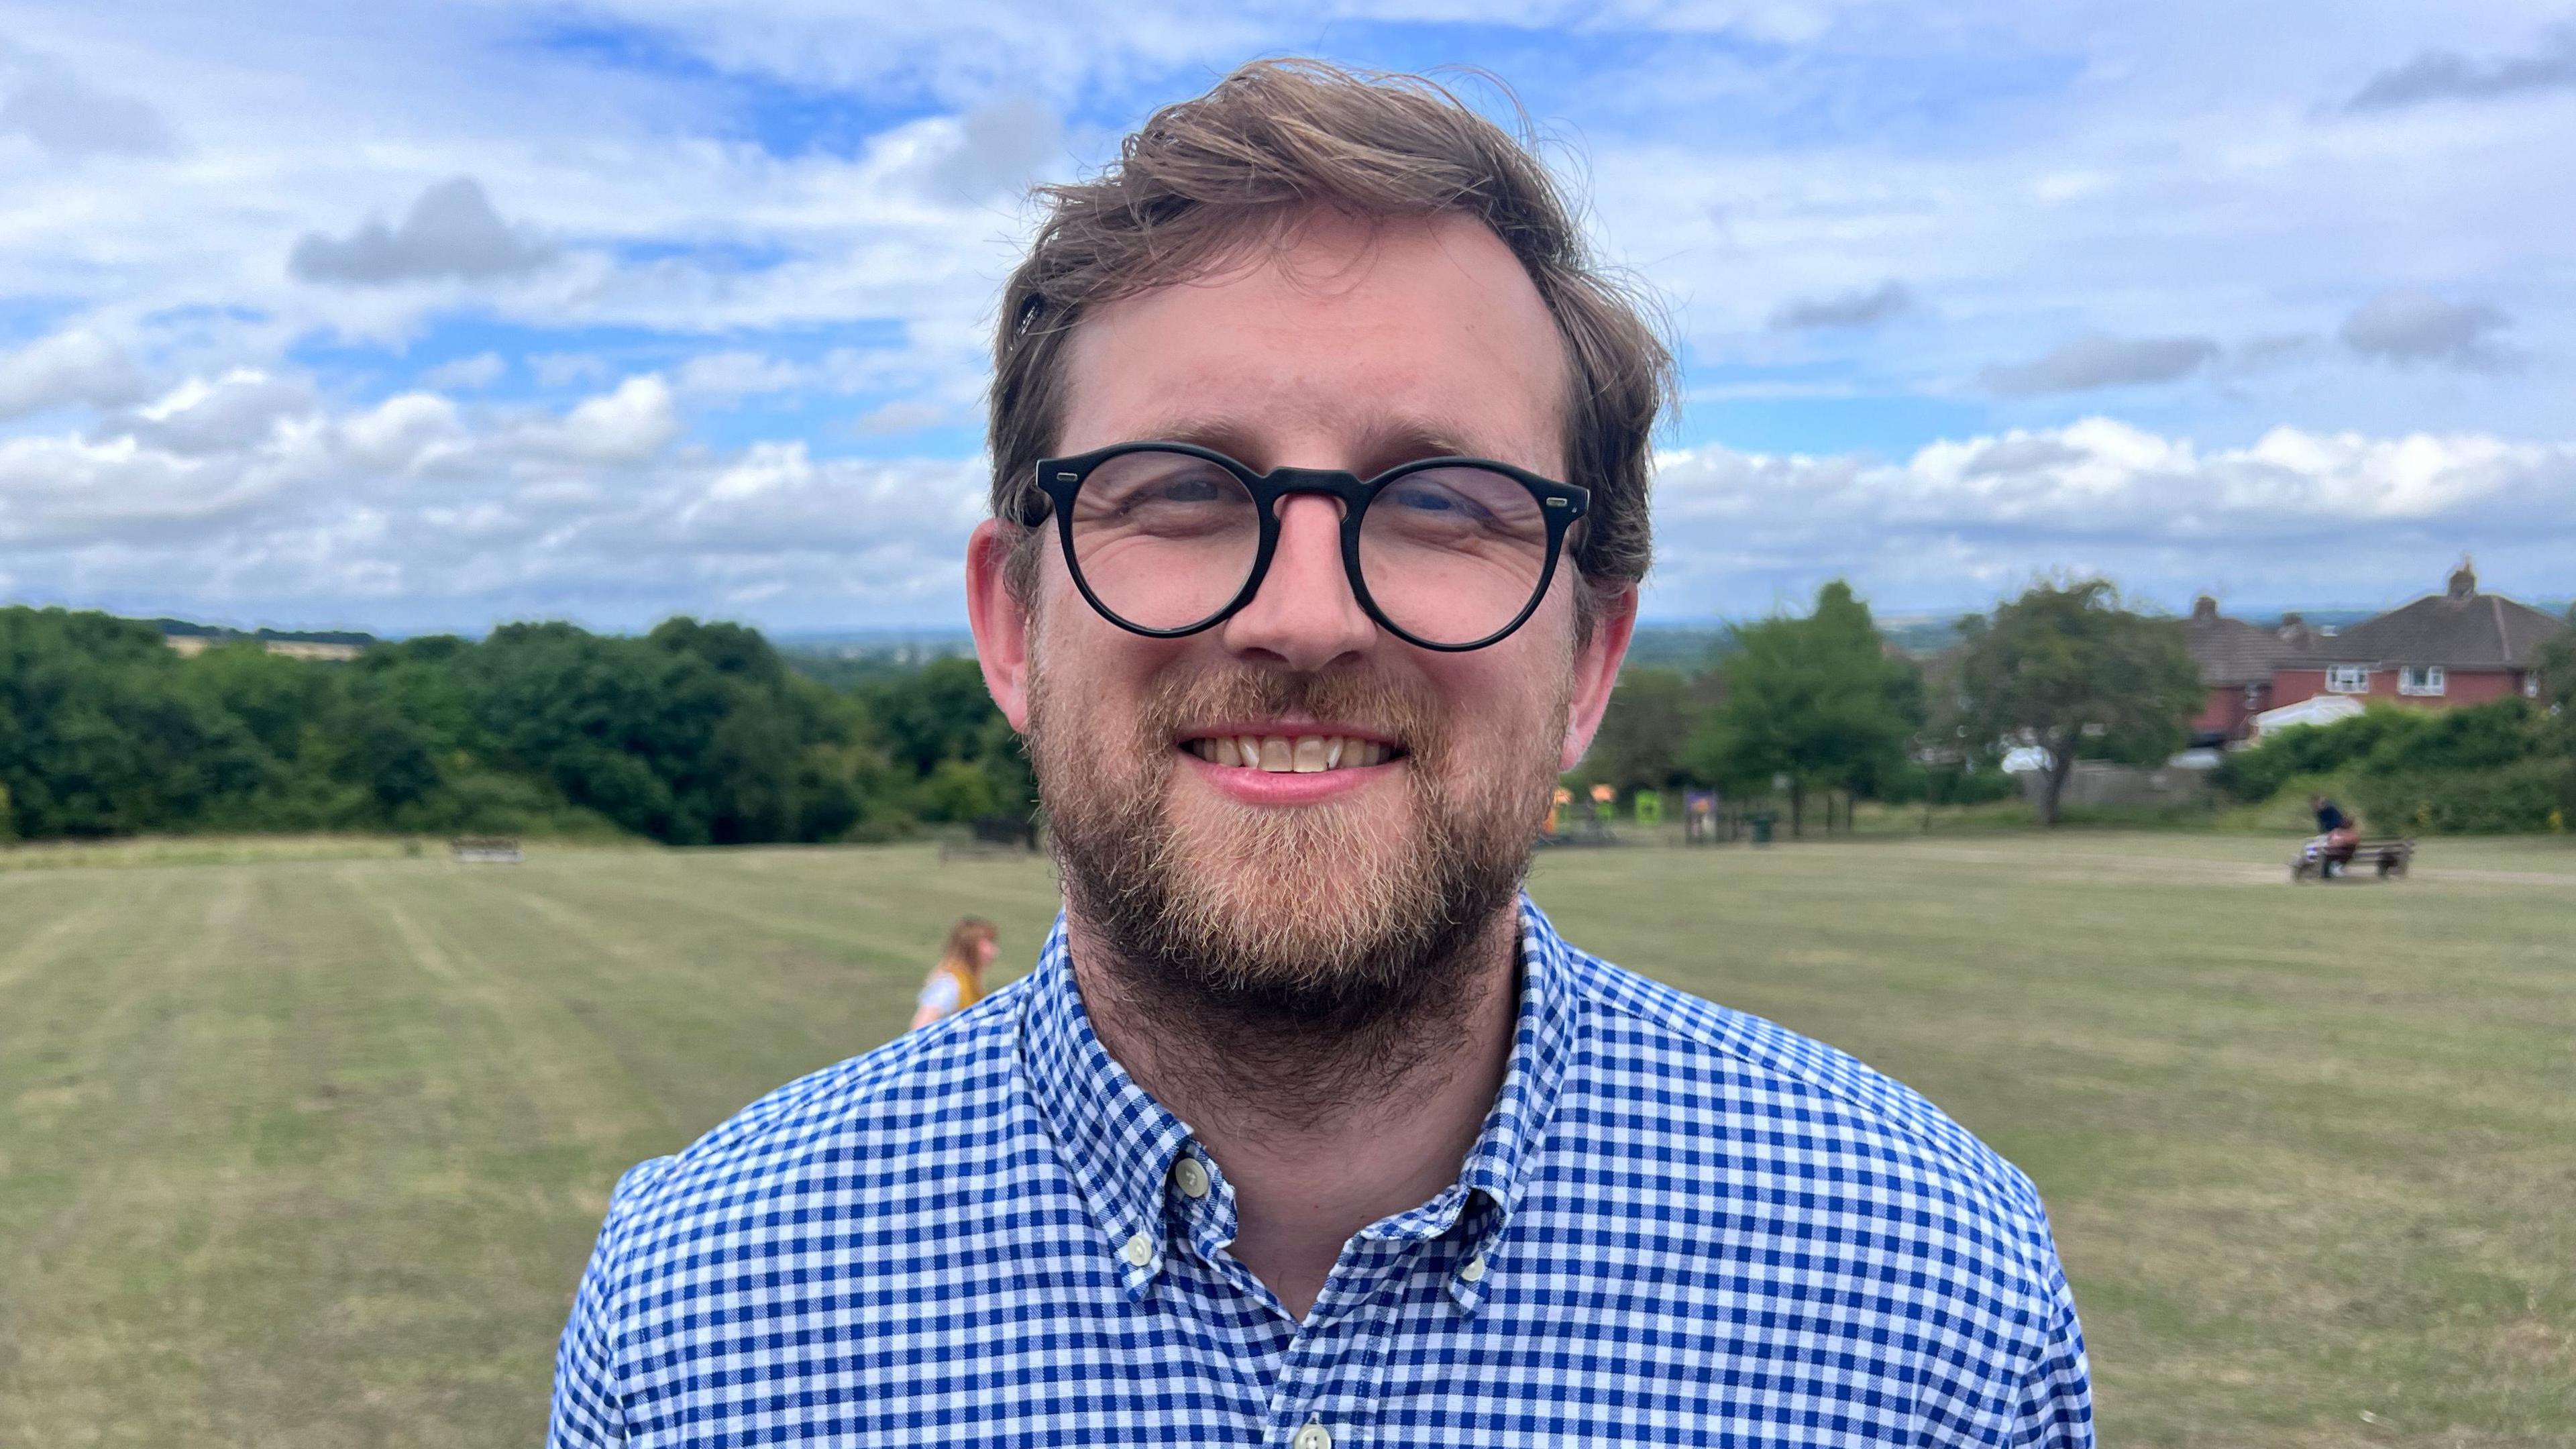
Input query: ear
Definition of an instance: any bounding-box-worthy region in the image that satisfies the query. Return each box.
[1560,582,1638,772]
[965,519,1033,731]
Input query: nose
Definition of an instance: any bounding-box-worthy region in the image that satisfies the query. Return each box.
[1216,493,1377,670]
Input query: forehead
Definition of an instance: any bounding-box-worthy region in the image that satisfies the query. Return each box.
[1056,210,1570,475]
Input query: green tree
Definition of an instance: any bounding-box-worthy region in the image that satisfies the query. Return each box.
[2538,607,2576,753]
[1950,578,2204,826]
[865,657,1005,777]
[0,608,272,836]
[1584,667,1699,793]
[2529,607,2576,822]
[858,655,1039,822]
[0,607,941,845]
[1686,581,1922,835]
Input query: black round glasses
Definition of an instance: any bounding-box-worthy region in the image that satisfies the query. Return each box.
[1025,442,1591,652]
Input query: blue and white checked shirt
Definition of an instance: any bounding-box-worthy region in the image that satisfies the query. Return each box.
[551,897,2092,1446]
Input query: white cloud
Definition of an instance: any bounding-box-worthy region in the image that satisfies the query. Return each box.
[852,399,951,435]
[1770,280,1913,331]
[675,350,807,397]
[1978,336,2220,396]
[290,177,556,286]
[125,368,318,453]
[515,374,682,464]
[339,392,467,473]
[0,368,987,624]
[2343,25,2576,113]
[2339,290,2515,371]
[1644,419,2576,614]
[912,97,1065,199]
[420,352,506,390]
[0,429,311,547]
[1978,329,2225,392]
[0,48,176,159]
[530,354,610,389]
[0,329,147,419]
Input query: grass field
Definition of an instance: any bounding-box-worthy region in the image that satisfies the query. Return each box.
[3,833,2572,1446]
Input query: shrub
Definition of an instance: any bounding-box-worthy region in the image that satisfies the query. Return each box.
[2214,699,2544,804]
[1881,762,2021,806]
[2351,757,2576,835]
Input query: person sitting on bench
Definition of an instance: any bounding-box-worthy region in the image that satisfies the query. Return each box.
[2308,794,2360,878]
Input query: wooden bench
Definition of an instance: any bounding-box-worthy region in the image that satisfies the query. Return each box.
[2290,837,2413,882]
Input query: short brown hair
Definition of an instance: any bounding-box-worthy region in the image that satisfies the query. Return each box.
[985,59,1671,629]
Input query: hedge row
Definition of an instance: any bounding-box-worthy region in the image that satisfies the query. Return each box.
[2351,757,2576,835]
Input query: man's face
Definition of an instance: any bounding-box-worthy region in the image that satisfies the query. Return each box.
[968,210,1633,1010]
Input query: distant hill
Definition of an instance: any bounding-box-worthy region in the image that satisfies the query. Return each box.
[773,629,979,689]
[1624,615,1963,672]
[148,618,378,647]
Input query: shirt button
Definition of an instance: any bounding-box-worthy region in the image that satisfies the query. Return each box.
[1120,1232,1152,1268]
[1172,1157,1211,1199]
[1460,1253,1488,1284]
[1293,1421,1332,1449]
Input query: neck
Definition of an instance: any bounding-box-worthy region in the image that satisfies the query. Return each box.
[1067,904,1522,1320]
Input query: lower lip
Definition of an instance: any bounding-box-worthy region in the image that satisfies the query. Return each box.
[1175,746,1398,804]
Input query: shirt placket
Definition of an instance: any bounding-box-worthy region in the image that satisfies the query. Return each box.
[1163,1146,1430,1449]
[1258,1234,1413,1449]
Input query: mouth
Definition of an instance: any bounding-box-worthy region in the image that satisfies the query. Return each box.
[1175,727,1407,774]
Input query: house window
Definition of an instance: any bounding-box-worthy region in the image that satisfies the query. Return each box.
[2399,665,2445,697]
[2326,665,2370,694]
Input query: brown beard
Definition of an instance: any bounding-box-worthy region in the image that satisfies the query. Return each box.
[1027,652,1563,1116]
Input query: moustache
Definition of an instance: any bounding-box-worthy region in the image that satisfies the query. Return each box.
[1129,663,1451,766]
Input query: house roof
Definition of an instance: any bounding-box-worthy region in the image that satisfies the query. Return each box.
[2320,563,2566,669]
[2254,693,2365,734]
[2183,596,2312,685]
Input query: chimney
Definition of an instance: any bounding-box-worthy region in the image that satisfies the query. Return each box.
[2447,555,2477,601]
[2192,595,2219,621]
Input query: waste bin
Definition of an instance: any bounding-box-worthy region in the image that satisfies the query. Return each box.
[1750,812,1776,845]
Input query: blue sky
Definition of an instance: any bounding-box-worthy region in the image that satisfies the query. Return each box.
[1,1,2571,633]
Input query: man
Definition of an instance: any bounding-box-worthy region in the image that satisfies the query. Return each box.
[552,60,2091,1446]
[2309,792,2358,877]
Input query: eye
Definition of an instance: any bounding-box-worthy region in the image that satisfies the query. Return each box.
[1386,478,1491,522]
[1145,473,1225,504]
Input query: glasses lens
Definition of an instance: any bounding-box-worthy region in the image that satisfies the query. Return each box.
[1067,450,1260,631]
[1356,466,1552,646]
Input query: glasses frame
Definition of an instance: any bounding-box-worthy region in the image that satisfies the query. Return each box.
[1028,441,1591,653]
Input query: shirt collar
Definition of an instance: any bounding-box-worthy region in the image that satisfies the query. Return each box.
[1018,894,1584,1304]
[1018,921,1198,1295]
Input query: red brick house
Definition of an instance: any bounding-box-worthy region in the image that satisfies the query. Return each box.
[2267,561,2560,713]
[2182,596,2313,745]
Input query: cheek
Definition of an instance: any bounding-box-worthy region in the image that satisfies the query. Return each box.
[1424,643,1570,755]
[1031,589,1183,741]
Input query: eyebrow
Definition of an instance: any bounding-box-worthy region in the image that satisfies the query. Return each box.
[1124,413,1497,473]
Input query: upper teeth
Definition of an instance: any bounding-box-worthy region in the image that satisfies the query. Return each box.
[1187,734,1393,772]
